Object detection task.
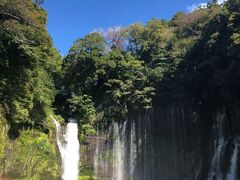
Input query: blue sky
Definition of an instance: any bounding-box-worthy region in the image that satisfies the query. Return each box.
[44,0,211,55]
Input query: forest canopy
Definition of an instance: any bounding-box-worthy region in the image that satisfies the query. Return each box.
[0,0,239,140]
[56,0,240,132]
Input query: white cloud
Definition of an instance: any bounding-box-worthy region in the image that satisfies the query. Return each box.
[187,2,207,12]
[91,26,123,37]
[91,26,124,46]
[187,0,227,12]
[91,26,125,51]
[91,27,105,35]
[216,0,226,5]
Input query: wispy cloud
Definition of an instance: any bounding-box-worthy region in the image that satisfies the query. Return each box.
[91,26,124,51]
[216,0,227,4]
[187,3,207,12]
[92,26,123,36]
[187,0,227,12]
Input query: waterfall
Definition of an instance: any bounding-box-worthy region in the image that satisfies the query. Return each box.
[195,161,202,180]
[62,119,80,180]
[208,111,227,180]
[52,116,64,159]
[208,138,226,180]
[93,120,137,180]
[94,124,99,179]
[51,116,80,180]
[226,140,239,180]
[112,122,126,180]
[130,121,136,180]
[93,125,112,179]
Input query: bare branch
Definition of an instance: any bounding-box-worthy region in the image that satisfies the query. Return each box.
[0,11,22,21]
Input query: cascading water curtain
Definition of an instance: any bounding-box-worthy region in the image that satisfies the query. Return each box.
[94,124,100,179]
[130,120,137,180]
[51,116,80,180]
[226,138,239,180]
[112,122,126,180]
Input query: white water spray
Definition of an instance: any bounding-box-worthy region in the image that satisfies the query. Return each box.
[130,121,136,180]
[94,124,99,178]
[51,116,80,180]
[226,140,239,180]
[113,122,126,180]
[208,138,226,180]
[208,111,226,180]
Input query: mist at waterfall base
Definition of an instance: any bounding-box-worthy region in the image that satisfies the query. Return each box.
[93,105,240,180]
[51,116,80,180]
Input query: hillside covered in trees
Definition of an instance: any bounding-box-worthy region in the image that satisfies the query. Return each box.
[57,0,240,136]
[0,0,62,179]
[0,0,240,179]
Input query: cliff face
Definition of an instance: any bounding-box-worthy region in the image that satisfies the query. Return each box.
[129,103,240,180]
[0,117,61,180]
[92,102,240,180]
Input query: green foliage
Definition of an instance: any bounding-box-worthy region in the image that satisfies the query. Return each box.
[59,0,240,131]
[61,4,226,127]
[63,33,107,98]
[79,176,96,180]
[0,1,62,178]
[104,50,155,117]
[153,0,240,104]
[125,19,174,68]
[79,162,94,178]
[62,36,155,125]
[2,0,240,178]
[67,95,96,123]
[33,0,45,6]
[3,130,60,179]
[67,95,96,141]
[0,110,7,160]
[0,0,62,133]
[65,32,105,65]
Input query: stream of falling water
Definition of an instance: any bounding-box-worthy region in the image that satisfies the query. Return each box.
[94,124,99,178]
[207,138,226,180]
[94,120,137,180]
[51,116,80,180]
[113,122,126,180]
[130,121,136,180]
[208,111,226,180]
[226,140,239,180]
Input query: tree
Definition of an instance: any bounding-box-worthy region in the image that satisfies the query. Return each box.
[0,0,62,134]
[63,32,107,97]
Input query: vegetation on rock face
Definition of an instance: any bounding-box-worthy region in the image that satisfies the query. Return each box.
[0,0,62,135]
[3,130,60,180]
[0,112,7,160]
[0,0,62,178]
[156,0,240,105]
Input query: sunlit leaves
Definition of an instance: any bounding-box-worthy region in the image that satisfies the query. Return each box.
[0,0,62,131]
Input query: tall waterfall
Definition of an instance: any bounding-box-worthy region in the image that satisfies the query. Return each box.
[94,124,100,178]
[130,121,136,180]
[226,140,239,180]
[93,120,137,180]
[207,138,226,180]
[208,111,226,180]
[51,116,80,180]
[112,122,126,180]
[93,106,240,180]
